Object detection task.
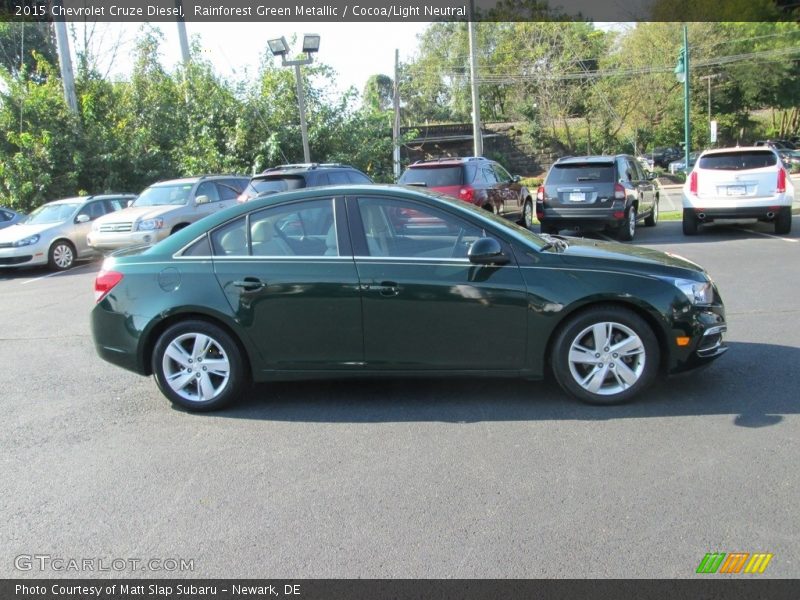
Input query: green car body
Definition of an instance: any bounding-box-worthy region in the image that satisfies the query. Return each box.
[91,185,727,410]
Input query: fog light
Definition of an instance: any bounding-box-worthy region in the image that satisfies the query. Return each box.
[676,336,691,347]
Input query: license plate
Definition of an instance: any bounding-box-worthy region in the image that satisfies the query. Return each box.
[726,185,746,196]
[569,192,585,202]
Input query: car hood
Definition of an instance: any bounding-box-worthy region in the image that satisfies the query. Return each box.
[556,236,706,274]
[0,222,61,241]
[96,205,181,223]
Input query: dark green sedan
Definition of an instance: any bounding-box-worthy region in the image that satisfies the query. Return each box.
[91,185,727,411]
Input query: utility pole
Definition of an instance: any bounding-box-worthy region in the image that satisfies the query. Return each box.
[468,1,482,157]
[175,0,191,66]
[52,3,78,114]
[393,49,401,180]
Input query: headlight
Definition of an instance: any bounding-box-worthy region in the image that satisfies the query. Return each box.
[13,234,40,247]
[672,278,714,305]
[137,218,164,231]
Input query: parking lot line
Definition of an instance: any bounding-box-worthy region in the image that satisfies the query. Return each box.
[20,262,98,285]
[735,228,798,243]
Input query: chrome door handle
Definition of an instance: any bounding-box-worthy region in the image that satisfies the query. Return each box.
[232,278,266,291]
[375,281,399,297]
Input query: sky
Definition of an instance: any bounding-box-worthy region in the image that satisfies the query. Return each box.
[76,22,432,97]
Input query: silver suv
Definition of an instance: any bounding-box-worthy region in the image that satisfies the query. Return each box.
[88,175,248,252]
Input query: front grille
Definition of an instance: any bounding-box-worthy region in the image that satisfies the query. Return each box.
[0,242,14,249]
[98,222,133,233]
[0,255,32,265]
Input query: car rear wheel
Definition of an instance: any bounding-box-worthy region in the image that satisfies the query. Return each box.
[48,240,76,271]
[617,206,636,241]
[682,209,698,235]
[644,198,659,227]
[775,207,792,235]
[551,306,660,405]
[152,320,246,411]
[522,199,534,229]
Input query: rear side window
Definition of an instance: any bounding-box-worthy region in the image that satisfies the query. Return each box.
[698,151,778,171]
[547,164,615,184]
[248,176,307,196]
[399,166,463,187]
[347,171,372,184]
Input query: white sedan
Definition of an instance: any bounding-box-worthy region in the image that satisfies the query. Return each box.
[682,147,793,235]
[0,194,134,270]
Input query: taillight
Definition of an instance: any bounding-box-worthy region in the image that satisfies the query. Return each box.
[614,183,625,200]
[459,185,475,203]
[536,185,545,201]
[689,171,698,194]
[777,168,786,193]
[95,270,123,303]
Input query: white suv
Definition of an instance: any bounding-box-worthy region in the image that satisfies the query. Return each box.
[88,175,248,252]
[682,147,793,235]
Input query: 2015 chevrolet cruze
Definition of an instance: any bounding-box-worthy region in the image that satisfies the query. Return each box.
[91,185,727,411]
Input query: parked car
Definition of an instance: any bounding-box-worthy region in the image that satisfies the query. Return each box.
[777,149,800,171]
[92,184,727,411]
[754,140,793,151]
[397,156,534,226]
[536,155,659,241]
[87,175,248,252]
[0,194,134,270]
[668,151,700,174]
[682,146,793,235]
[645,146,681,169]
[237,163,373,203]
[0,207,25,230]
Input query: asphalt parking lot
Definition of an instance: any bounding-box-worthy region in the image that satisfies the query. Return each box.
[2,217,799,579]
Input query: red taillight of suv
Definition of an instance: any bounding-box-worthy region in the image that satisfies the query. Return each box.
[777,168,786,193]
[459,185,475,203]
[689,171,698,194]
[95,270,124,303]
[614,183,625,200]
[536,185,545,201]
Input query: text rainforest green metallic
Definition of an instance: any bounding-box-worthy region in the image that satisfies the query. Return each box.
[91,185,727,411]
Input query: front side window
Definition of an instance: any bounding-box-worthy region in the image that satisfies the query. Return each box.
[195,182,221,204]
[25,202,82,225]
[357,197,483,259]
[133,184,193,207]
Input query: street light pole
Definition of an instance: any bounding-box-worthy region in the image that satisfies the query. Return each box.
[268,35,320,164]
[674,25,691,171]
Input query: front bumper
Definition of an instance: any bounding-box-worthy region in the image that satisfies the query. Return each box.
[87,229,168,252]
[671,308,728,373]
[0,243,48,267]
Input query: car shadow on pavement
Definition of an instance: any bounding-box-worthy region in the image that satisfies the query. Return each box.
[210,341,798,428]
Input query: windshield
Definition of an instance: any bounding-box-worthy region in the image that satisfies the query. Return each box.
[399,166,463,187]
[548,164,614,184]
[699,151,777,171]
[24,203,81,225]
[248,176,306,196]
[133,184,193,207]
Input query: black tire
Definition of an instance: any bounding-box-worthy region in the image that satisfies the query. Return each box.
[522,199,534,229]
[551,306,660,405]
[48,240,76,271]
[682,209,698,235]
[152,320,246,411]
[540,222,559,235]
[644,197,659,227]
[775,207,792,235]
[617,206,636,241]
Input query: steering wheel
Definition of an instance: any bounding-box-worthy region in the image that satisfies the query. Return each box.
[451,227,466,258]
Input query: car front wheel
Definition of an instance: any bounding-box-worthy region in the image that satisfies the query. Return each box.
[48,240,76,270]
[152,320,246,411]
[551,306,660,405]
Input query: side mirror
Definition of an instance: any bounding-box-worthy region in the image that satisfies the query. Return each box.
[647,171,658,180]
[195,195,209,205]
[512,175,521,183]
[126,199,135,207]
[468,237,509,266]
[76,214,90,224]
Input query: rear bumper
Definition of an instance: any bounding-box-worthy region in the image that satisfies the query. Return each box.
[685,205,789,222]
[537,205,623,230]
[88,230,168,252]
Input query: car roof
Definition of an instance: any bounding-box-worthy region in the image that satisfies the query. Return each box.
[45,196,89,205]
[257,163,360,176]
[408,156,492,168]
[699,146,776,155]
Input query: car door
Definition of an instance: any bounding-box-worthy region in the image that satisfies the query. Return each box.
[627,157,654,216]
[492,163,517,206]
[73,200,110,257]
[193,181,223,220]
[348,194,528,371]
[215,181,243,210]
[210,196,364,371]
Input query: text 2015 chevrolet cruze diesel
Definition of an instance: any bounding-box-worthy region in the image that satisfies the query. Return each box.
[91,185,727,411]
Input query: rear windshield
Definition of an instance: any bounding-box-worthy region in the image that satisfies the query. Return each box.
[698,151,777,171]
[399,166,463,187]
[247,176,307,196]
[547,164,615,184]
